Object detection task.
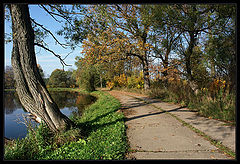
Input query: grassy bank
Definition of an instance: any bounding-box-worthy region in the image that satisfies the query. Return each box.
[4,88,127,160]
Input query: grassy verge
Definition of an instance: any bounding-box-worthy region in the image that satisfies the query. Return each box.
[4,88,127,160]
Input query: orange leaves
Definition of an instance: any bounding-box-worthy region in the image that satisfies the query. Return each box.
[149,61,182,83]
[107,73,144,89]
[209,78,227,93]
[144,43,154,50]
[80,4,153,77]
[82,29,132,65]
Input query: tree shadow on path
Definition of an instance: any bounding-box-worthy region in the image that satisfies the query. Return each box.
[125,106,186,121]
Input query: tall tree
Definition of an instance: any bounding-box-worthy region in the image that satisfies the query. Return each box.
[150,5,182,78]
[167,4,216,90]
[204,4,236,93]
[59,4,153,90]
[9,4,74,132]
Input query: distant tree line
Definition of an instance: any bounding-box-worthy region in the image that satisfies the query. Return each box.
[4,64,46,89]
[47,69,76,88]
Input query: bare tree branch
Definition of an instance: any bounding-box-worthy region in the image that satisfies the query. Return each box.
[46,5,75,27]
[39,5,63,23]
[48,4,85,15]
[34,43,72,70]
[30,18,70,49]
[63,50,73,60]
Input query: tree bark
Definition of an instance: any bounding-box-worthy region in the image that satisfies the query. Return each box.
[184,31,198,93]
[142,33,151,90]
[185,31,195,81]
[10,4,74,132]
[162,50,169,77]
[142,58,150,90]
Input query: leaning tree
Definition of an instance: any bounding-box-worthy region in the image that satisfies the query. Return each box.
[9,4,74,132]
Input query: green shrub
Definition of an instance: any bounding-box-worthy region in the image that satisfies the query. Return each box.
[47,69,76,88]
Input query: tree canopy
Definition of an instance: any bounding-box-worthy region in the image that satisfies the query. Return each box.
[57,4,236,92]
[47,69,76,88]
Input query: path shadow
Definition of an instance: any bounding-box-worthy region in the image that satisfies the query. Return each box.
[121,101,148,110]
[125,106,186,121]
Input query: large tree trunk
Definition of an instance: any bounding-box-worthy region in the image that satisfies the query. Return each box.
[10,4,74,132]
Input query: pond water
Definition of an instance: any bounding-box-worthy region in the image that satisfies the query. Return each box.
[4,90,96,140]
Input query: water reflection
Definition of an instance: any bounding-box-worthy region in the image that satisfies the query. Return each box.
[4,91,22,114]
[4,90,96,139]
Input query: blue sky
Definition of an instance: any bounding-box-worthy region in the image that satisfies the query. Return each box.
[4,5,83,77]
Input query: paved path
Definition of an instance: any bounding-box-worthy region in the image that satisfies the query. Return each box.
[108,90,235,160]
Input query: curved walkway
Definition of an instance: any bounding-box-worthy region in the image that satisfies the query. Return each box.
[108,90,235,160]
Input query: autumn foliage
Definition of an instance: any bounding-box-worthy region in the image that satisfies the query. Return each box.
[62,4,235,122]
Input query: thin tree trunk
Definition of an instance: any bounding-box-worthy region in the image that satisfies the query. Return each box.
[142,33,151,90]
[10,4,74,132]
[142,58,150,90]
[184,31,199,93]
[185,31,195,81]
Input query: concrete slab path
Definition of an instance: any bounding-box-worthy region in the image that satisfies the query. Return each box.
[107,90,235,160]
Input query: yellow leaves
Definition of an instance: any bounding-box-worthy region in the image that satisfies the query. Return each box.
[108,73,144,89]
[12,32,17,38]
[127,73,144,89]
[114,74,128,87]
[208,78,227,96]
[182,79,188,86]
[144,43,154,51]
[212,79,226,89]
[201,87,208,92]
[106,81,114,90]
[168,77,175,82]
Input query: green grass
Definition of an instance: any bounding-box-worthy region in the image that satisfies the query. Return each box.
[4,88,127,160]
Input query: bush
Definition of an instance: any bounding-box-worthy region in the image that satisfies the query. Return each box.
[106,81,114,90]
[127,73,144,89]
[147,87,169,100]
